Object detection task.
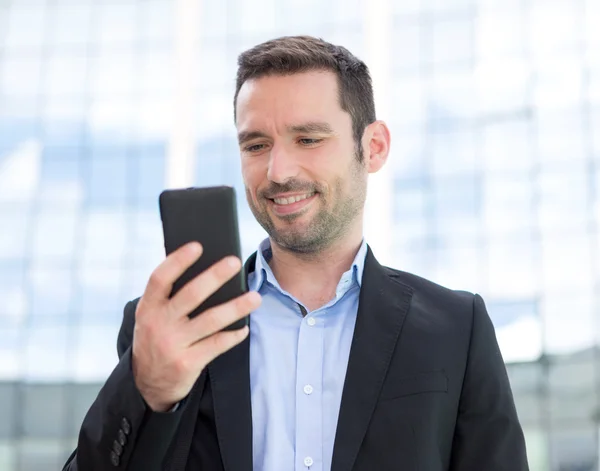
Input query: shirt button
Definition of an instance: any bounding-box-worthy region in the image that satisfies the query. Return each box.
[303,384,313,395]
[304,456,314,467]
[307,317,316,326]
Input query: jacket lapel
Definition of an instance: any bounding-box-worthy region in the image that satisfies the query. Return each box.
[205,253,257,471]
[331,247,414,471]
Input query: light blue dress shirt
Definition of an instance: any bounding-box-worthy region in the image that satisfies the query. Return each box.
[248,238,368,471]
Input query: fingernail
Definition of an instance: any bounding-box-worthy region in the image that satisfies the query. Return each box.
[227,256,241,268]
[187,242,202,254]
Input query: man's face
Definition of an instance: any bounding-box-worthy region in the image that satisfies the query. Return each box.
[235,71,368,254]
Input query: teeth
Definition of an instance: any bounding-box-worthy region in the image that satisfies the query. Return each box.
[273,193,314,205]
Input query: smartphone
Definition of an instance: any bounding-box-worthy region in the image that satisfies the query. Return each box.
[158,185,248,331]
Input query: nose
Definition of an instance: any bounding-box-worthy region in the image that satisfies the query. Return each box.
[267,145,299,183]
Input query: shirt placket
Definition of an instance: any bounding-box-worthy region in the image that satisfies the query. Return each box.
[295,309,324,471]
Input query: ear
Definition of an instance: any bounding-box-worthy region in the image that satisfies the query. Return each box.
[362,120,390,174]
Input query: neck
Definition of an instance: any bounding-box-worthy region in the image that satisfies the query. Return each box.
[267,230,364,310]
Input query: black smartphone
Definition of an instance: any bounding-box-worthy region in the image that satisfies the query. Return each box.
[158,185,248,331]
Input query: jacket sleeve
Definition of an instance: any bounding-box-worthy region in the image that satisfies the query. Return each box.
[449,294,530,470]
[62,299,185,471]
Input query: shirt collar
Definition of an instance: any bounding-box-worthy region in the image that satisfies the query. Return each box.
[249,237,368,293]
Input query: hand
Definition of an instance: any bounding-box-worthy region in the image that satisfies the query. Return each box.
[131,242,261,412]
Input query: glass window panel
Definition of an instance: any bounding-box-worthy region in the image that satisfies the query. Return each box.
[530,0,582,58]
[31,209,78,261]
[136,98,171,141]
[239,0,277,35]
[0,140,42,203]
[29,266,73,321]
[481,120,534,173]
[95,3,138,46]
[87,150,129,205]
[23,324,69,381]
[432,175,480,226]
[426,0,474,13]
[41,99,87,146]
[139,50,173,95]
[486,236,540,299]
[592,107,600,158]
[134,144,166,201]
[199,0,228,39]
[538,167,589,231]
[391,77,427,127]
[22,385,67,438]
[536,108,587,162]
[330,0,363,23]
[431,15,474,66]
[89,51,136,97]
[140,0,173,42]
[391,21,422,72]
[475,59,531,115]
[0,382,15,440]
[0,282,28,326]
[585,0,600,50]
[541,235,594,291]
[507,362,544,422]
[483,175,535,236]
[390,131,427,180]
[81,209,128,266]
[43,53,89,98]
[392,0,423,16]
[0,328,21,380]
[127,210,164,270]
[278,0,333,30]
[4,6,46,50]
[522,427,549,471]
[431,128,477,176]
[0,56,43,96]
[432,243,482,291]
[17,439,64,471]
[78,267,125,325]
[49,4,93,47]
[0,207,31,259]
[534,63,584,110]
[542,292,595,354]
[88,100,136,145]
[0,441,15,471]
[549,356,596,423]
[72,324,119,381]
[475,7,525,59]
[198,43,233,90]
[429,69,477,123]
[550,426,597,471]
[394,182,429,221]
[39,151,84,206]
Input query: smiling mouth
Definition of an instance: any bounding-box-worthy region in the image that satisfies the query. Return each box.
[271,192,316,205]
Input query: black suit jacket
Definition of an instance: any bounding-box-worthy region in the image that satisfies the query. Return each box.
[63,247,529,470]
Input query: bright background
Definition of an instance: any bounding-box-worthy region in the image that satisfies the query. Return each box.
[0,0,599,469]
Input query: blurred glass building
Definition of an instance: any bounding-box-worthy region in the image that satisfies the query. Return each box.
[0,0,599,469]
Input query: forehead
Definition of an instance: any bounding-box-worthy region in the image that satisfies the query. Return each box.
[235,71,347,129]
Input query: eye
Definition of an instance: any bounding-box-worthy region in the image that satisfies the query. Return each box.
[244,143,266,153]
[298,138,323,146]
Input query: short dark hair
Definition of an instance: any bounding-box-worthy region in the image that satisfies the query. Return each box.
[234,35,376,160]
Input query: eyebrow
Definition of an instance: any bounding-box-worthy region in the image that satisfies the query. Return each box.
[237,121,334,145]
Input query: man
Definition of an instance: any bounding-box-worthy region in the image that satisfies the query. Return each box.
[64,36,529,471]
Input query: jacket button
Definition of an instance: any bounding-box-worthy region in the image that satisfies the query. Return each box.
[110,450,120,467]
[113,440,123,457]
[121,417,131,435]
[117,429,127,446]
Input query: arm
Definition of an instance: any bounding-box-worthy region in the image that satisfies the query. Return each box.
[449,294,529,470]
[62,300,184,471]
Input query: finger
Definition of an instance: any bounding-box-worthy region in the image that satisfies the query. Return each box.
[168,255,243,319]
[183,291,261,345]
[143,242,203,304]
[186,325,250,372]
